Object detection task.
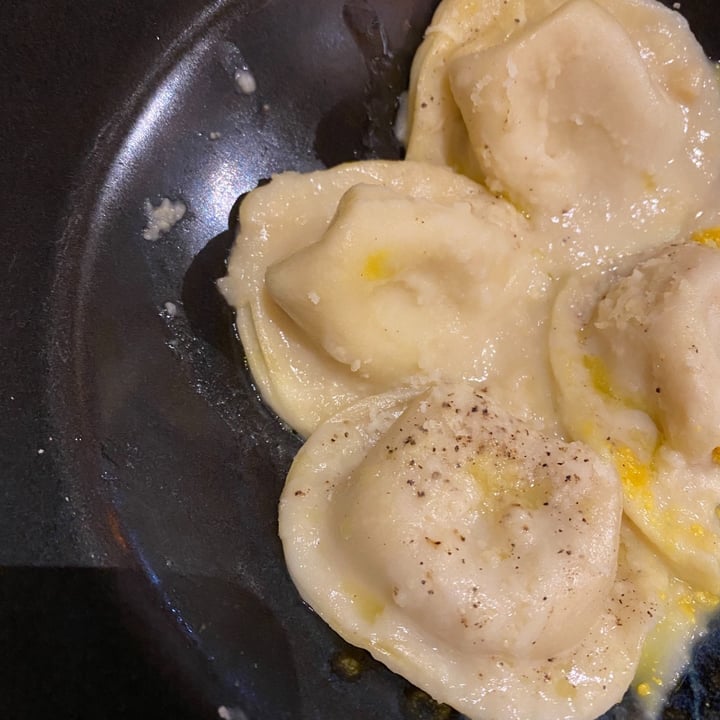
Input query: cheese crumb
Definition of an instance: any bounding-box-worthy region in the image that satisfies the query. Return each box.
[235,69,257,94]
[142,198,186,240]
[217,706,248,720]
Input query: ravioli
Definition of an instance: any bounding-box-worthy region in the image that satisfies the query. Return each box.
[279,382,663,720]
[550,243,720,596]
[220,159,558,437]
[591,243,720,464]
[406,0,720,264]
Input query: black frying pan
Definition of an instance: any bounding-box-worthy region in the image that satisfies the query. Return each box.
[2,1,719,718]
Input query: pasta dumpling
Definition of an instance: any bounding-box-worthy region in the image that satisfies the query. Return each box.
[449,0,685,219]
[279,382,664,720]
[549,244,720,594]
[266,182,546,387]
[221,159,558,437]
[407,0,720,262]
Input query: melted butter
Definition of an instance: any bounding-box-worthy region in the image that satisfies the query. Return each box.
[361,250,394,281]
[610,447,719,559]
[583,353,658,424]
[341,581,385,623]
[611,445,654,513]
[467,455,548,512]
[554,674,578,700]
[691,227,720,247]
[634,580,719,712]
[583,354,618,400]
[658,506,719,559]
[642,172,657,193]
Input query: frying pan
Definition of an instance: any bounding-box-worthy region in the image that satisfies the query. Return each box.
[2,0,719,718]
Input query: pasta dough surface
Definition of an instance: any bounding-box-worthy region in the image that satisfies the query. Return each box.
[220,159,558,437]
[406,0,720,263]
[550,245,720,595]
[279,383,663,720]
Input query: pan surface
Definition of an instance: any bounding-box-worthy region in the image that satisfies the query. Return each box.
[13,0,720,717]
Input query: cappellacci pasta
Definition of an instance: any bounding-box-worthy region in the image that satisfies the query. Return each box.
[219,0,720,717]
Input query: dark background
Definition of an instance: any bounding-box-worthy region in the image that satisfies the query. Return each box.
[0,2,240,717]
